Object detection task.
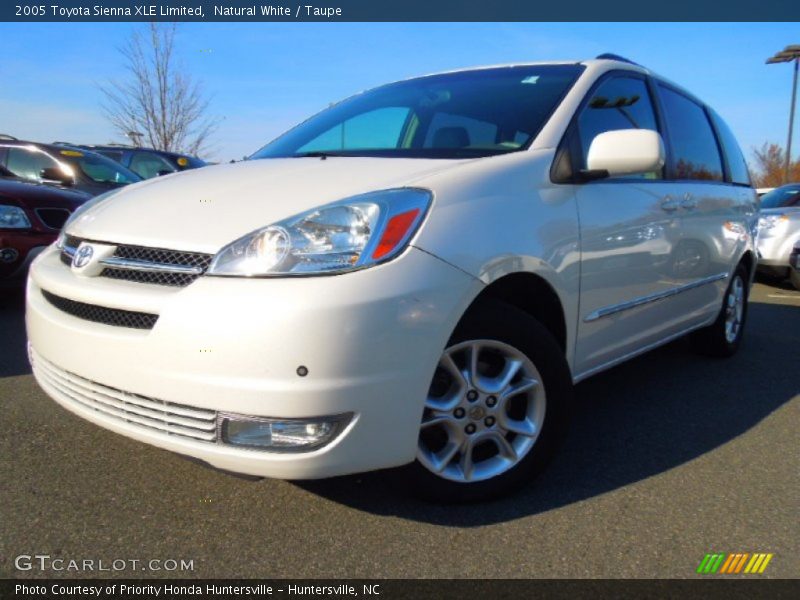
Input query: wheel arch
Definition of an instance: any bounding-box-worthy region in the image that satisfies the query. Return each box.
[459,271,569,356]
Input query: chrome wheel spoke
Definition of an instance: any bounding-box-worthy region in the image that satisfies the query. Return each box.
[420,414,452,430]
[500,376,538,401]
[440,352,468,388]
[430,440,461,473]
[459,438,475,480]
[490,432,518,462]
[498,413,537,437]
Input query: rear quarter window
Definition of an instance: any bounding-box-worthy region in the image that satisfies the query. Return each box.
[709,109,751,185]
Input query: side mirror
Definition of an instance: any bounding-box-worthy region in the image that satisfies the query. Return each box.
[40,167,74,186]
[585,129,665,179]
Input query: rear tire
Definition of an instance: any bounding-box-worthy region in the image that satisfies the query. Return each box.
[691,264,749,357]
[400,299,573,503]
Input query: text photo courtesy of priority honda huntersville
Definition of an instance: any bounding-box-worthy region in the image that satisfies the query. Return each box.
[26,55,757,502]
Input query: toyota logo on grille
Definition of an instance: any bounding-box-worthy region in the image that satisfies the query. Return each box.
[72,244,94,269]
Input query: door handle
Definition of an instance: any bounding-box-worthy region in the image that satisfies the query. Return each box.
[681,193,697,210]
[661,196,680,212]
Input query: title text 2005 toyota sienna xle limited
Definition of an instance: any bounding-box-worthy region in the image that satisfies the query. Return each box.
[26,55,757,501]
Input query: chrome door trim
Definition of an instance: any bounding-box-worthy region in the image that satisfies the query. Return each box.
[572,317,718,383]
[583,271,729,323]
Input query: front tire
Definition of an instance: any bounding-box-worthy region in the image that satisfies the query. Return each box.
[691,264,749,357]
[401,299,573,502]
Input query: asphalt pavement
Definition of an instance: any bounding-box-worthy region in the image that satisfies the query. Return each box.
[1,280,798,579]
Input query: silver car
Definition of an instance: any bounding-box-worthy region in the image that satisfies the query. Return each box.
[757,184,800,278]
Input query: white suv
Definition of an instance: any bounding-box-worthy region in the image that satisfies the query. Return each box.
[26,55,758,501]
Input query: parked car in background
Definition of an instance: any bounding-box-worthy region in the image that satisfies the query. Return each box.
[1,178,89,287]
[756,187,775,198]
[0,140,142,196]
[66,144,207,179]
[790,241,800,290]
[27,56,758,501]
[757,183,800,279]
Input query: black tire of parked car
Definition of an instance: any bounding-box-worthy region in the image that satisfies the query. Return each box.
[399,299,573,503]
[790,269,800,291]
[691,263,749,357]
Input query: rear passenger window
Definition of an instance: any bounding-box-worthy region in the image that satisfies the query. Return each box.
[709,110,751,185]
[577,76,661,179]
[658,86,723,181]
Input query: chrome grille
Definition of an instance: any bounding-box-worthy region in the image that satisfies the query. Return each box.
[31,349,217,442]
[60,237,213,287]
[42,290,159,330]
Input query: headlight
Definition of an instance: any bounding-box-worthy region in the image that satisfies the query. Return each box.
[208,188,431,277]
[758,214,788,231]
[0,205,31,229]
[56,189,120,248]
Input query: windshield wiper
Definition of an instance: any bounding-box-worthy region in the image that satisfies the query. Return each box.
[292,151,352,159]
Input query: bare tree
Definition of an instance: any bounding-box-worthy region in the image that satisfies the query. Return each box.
[751,142,800,187]
[101,23,217,157]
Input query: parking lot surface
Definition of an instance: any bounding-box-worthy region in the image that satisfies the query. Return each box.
[1,281,798,578]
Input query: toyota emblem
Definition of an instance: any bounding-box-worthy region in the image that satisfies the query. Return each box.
[72,244,94,269]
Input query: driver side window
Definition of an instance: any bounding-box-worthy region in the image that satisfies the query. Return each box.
[577,76,662,179]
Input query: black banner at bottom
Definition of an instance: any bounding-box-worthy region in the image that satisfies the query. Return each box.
[3,579,799,599]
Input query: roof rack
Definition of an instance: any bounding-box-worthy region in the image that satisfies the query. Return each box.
[52,141,80,146]
[595,53,641,66]
[0,134,18,141]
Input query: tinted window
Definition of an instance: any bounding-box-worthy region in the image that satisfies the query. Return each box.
[61,151,141,185]
[658,86,723,181]
[299,107,411,152]
[577,76,661,179]
[252,65,584,159]
[760,185,800,209]
[97,150,125,162]
[130,152,176,179]
[424,113,498,148]
[5,147,59,180]
[709,109,751,185]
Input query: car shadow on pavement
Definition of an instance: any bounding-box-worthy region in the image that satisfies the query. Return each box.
[0,290,29,378]
[297,299,799,526]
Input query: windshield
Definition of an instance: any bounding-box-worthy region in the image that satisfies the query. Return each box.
[62,151,142,186]
[760,184,800,209]
[252,65,584,160]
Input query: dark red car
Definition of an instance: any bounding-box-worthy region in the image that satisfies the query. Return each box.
[1,169,90,286]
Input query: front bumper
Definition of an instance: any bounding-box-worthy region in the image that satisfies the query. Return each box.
[757,228,800,267]
[26,245,480,478]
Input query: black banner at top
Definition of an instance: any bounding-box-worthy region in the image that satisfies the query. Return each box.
[3,0,800,22]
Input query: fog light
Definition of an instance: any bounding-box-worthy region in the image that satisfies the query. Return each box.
[218,413,351,452]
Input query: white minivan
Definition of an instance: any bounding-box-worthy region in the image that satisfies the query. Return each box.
[26,55,758,501]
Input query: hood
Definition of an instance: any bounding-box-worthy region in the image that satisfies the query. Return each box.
[67,157,466,252]
[759,206,800,216]
[0,178,90,210]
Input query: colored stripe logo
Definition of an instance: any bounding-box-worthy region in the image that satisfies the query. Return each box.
[697,553,773,574]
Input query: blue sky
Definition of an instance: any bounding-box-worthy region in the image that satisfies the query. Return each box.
[0,22,797,164]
